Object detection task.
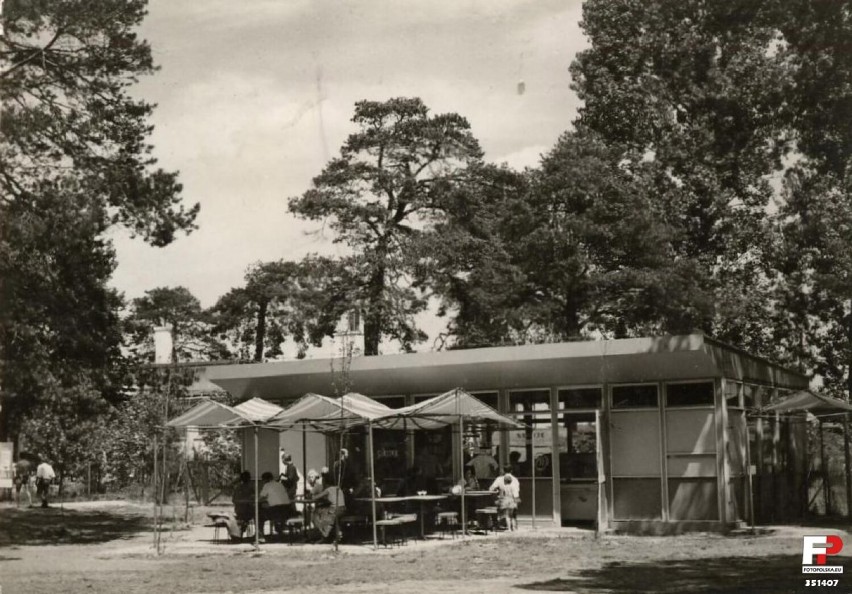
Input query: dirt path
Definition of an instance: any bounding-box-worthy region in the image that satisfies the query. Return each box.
[1,501,850,593]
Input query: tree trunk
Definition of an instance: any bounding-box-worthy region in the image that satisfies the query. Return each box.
[563,292,582,339]
[254,300,268,362]
[363,261,386,356]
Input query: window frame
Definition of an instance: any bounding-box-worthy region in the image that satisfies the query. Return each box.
[610,383,659,410]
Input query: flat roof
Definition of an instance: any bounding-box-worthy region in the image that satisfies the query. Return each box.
[205,334,808,401]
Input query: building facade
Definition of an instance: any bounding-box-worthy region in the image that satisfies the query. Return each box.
[201,334,809,533]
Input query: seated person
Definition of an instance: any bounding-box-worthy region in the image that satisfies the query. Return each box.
[232,470,255,535]
[456,468,481,524]
[311,469,346,543]
[458,468,479,491]
[259,471,290,539]
[302,468,322,529]
[349,475,382,518]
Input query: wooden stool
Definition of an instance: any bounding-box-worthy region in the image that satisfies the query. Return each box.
[375,518,404,548]
[285,516,304,544]
[435,511,459,539]
[392,513,418,543]
[205,519,229,543]
[474,507,499,534]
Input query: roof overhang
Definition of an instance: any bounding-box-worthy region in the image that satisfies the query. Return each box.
[206,334,808,402]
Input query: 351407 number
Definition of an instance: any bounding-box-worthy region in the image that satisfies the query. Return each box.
[805,579,839,587]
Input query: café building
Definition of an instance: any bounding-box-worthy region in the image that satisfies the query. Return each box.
[204,333,809,534]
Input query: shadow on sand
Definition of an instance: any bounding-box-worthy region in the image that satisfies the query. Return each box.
[516,555,815,593]
[0,506,152,547]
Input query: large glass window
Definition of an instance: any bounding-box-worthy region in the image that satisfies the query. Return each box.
[611,384,658,408]
[506,414,553,478]
[508,389,552,478]
[558,387,602,409]
[559,412,597,481]
[509,389,550,413]
[473,391,499,410]
[666,382,714,407]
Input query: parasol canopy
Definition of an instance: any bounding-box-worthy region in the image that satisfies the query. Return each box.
[166,397,284,428]
[760,390,852,416]
[265,392,393,432]
[372,387,522,430]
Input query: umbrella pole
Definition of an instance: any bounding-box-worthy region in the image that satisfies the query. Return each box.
[459,414,466,536]
[153,432,158,550]
[254,426,260,549]
[302,424,307,498]
[531,421,536,530]
[820,419,831,515]
[369,421,378,549]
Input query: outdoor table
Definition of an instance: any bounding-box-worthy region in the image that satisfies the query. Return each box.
[406,495,448,538]
[356,494,449,539]
[293,497,317,532]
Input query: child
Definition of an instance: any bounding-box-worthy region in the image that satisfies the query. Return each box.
[490,466,520,530]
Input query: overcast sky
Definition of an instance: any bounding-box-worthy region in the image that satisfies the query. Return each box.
[109,0,588,345]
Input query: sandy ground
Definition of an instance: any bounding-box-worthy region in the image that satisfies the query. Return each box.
[1,500,851,594]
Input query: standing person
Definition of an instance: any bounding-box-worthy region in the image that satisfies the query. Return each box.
[13,457,32,507]
[278,451,299,522]
[27,471,37,507]
[334,447,361,493]
[279,451,300,501]
[232,471,255,536]
[36,459,56,508]
[465,448,499,489]
[509,451,523,477]
[490,466,520,530]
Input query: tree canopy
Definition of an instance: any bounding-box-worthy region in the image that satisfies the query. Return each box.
[289,97,483,355]
[210,256,352,361]
[569,0,852,395]
[0,1,198,443]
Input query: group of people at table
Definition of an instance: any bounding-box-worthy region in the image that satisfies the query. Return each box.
[220,448,521,544]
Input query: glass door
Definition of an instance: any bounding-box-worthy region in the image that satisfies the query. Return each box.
[558,387,602,523]
[508,389,554,519]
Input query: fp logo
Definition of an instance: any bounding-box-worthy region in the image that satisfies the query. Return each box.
[802,535,843,566]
